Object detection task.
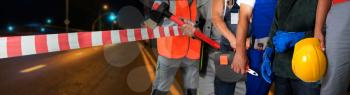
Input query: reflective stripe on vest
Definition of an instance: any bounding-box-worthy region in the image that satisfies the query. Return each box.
[157,0,201,59]
[251,0,277,38]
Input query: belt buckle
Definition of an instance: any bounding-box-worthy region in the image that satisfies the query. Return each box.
[253,37,270,50]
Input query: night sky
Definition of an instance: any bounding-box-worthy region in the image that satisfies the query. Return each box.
[0,0,149,33]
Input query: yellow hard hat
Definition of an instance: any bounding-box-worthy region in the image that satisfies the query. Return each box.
[292,38,327,82]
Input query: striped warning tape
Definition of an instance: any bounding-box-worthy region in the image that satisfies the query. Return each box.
[0,26,183,59]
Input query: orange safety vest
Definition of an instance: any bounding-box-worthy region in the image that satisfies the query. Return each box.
[157,0,201,60]
[333,0,349,5]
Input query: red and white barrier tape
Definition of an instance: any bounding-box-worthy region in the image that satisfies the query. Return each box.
[0,26,183,59]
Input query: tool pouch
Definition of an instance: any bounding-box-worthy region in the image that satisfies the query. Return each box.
[209,51,243,82]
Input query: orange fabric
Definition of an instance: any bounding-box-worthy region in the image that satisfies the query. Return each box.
[268,83,275,95]
[333,0,349,5]
[219,54,228,65]
[157,0,201,60]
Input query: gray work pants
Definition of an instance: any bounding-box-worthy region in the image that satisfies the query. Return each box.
[321,2,350,95]
[199,58,216,95]
[152,56,199,91]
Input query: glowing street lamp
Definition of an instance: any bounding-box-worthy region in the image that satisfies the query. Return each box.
[108,12,117,22]
[7,25,14,32]
[103,4,109,11]
[46,18,52,24]
[40,27,46,32]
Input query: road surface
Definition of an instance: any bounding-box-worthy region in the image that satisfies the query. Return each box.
[0,42,183,95]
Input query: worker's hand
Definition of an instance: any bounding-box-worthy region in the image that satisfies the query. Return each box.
[181,19,196,37]
[229,37,250,50]
[232,51,249,75]
[230,41,237,50]
[246,37,251,49]
[314,30,325,51]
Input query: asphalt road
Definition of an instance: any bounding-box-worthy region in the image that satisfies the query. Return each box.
[0,41,348,95]
[0,42,183,95]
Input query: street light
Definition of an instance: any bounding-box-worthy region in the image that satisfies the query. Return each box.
[7,25,14,32]
[108,12,117,22]
[46,18,52,24]
[103,4,109,11]
[40,27,46,32]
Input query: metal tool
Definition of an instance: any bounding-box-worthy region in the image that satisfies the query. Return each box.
[247,69,259,77]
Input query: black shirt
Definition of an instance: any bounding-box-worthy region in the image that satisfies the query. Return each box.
[269,0,318,79]
[272,0,318,32]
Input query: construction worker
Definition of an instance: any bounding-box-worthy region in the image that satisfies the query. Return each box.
[197,0,219,94]
[233,0,277,95]
[151,0,201,95]
[321,0,350,95]
[238,0,330,95]
[210,0,247,95]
